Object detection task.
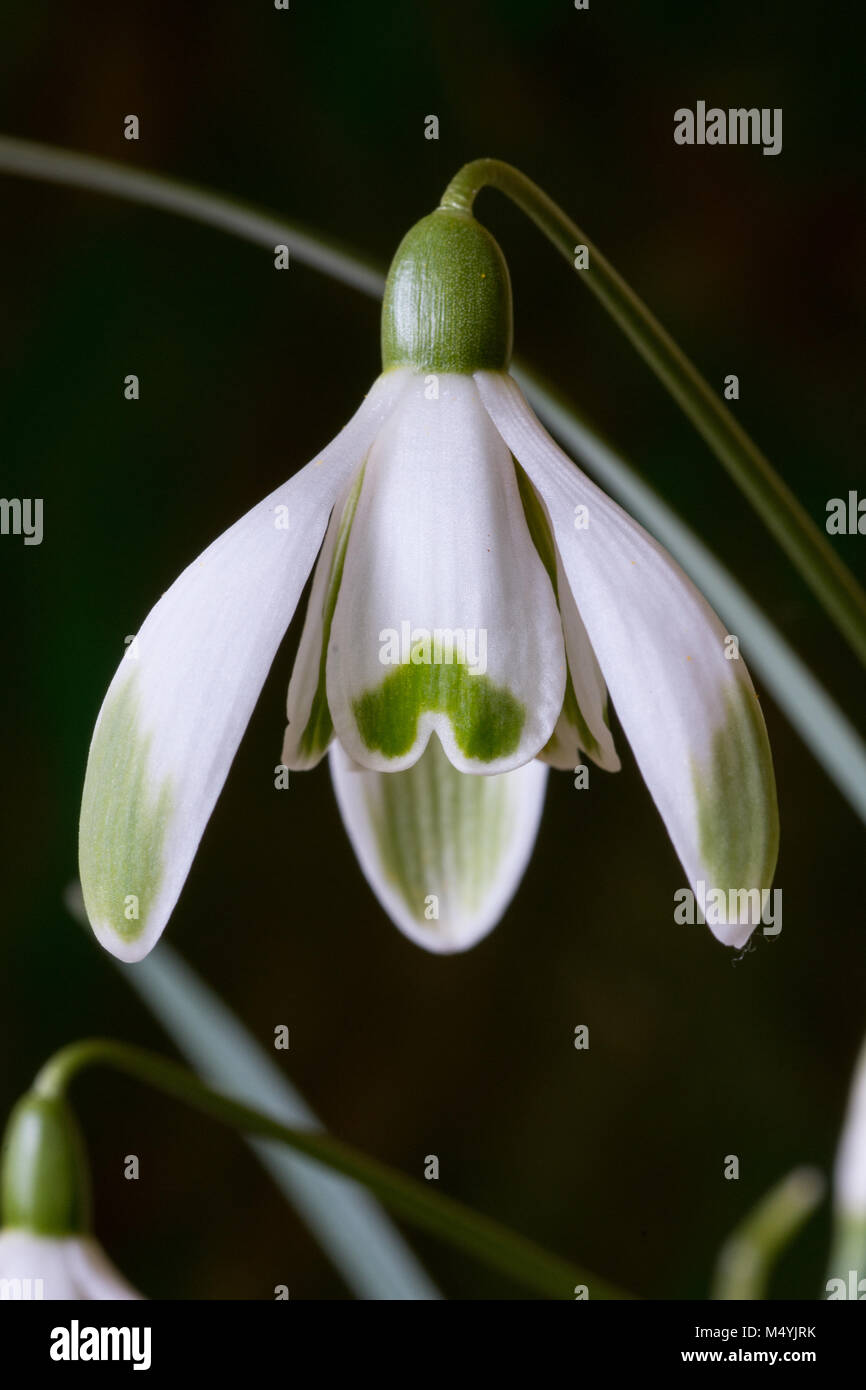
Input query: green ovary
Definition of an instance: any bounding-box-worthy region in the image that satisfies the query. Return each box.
[693,683,779,890]
[79,673,173,943]
[353,663,525,762]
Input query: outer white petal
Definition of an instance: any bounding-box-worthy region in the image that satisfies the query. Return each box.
[330,737,548,952]
[476,370,778,948]
[80,370,411,962]
[0,1231,141,1299]
[327,373,566,774]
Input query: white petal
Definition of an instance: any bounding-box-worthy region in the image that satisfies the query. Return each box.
[80,370,411,962]
[477,370,778,948]
[0,1231,140,1299]
[834,1037,866,1220]
[65,1236,143,1300]
[327,373,566,773]
[330,737,548,952]
[282,468,365,769]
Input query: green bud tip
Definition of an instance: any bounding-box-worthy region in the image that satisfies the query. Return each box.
[381,208,513,375]
[0,1093,92,1236]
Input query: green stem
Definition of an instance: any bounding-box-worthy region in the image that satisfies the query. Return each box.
[442,158,866,670]
[34,1040,629,1300]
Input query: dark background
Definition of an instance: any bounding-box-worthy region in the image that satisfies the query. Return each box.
[0,0,863,1298]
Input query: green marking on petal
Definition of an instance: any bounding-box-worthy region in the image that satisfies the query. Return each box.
[369,738,513,921]
[79,673,173,944]
[693,684,779,890]
[353,663,525,763]
[514,463,601,759]
[298,464,366,760]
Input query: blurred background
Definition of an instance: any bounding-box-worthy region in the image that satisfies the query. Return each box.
[0,0,863,1298]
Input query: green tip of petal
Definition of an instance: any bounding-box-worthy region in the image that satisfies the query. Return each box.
[381,208,513,374]
[78,673,173,953]
[693,683,780,891]
[353,662,526,763]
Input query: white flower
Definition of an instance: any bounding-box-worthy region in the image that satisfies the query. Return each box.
[0,1230,140,1300]
[834,1037,866,1223]
[79,206,777,961]
[827,1035,866,1293]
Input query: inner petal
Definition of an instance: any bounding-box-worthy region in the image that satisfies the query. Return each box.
[327,373,566,773]
[282,465,366,770]
[515,464,620,773]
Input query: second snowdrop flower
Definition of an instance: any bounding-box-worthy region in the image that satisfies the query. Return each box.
[0,1093,141,1300]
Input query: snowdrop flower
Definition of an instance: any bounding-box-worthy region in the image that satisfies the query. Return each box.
[0,1094,141,1300]
[829,1035,866,1282]
[79,205,778,960]
[0,1230,140,1301]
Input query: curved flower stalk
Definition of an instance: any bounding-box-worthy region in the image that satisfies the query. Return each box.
[79,194,778,961]
[23,1038,629,1300]
[0,1094,140,1300]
